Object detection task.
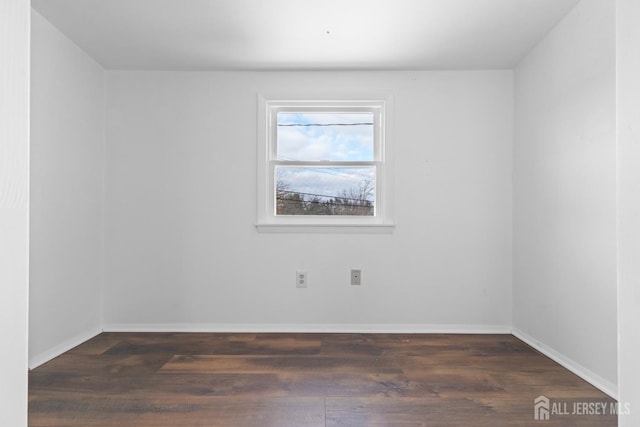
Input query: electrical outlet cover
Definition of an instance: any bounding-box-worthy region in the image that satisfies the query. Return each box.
[351,269,361,286]
[296,271,307,288]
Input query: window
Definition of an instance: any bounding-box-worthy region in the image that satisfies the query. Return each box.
[257,96,394,232]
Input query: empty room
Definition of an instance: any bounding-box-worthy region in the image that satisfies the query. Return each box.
[1,0,639,425]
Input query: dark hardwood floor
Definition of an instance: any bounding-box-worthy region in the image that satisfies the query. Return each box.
[28,333,616,426]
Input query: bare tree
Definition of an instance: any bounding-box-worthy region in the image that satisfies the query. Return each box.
[339,179,374,215]
[275,177,374,216]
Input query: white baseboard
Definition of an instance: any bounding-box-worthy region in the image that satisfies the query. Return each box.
[512,328,618,400]
[29,327,103,370]
[103,322,512,334]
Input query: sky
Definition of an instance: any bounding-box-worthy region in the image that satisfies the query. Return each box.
[276,112,375,202]
[277,112,374,161]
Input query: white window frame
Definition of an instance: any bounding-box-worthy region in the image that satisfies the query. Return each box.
[256,94,395,233]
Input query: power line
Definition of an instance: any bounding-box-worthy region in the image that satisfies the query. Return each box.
[278,122,373,127]
[277,197,374,210]
[277,189,373,204]
[278,166,369,182]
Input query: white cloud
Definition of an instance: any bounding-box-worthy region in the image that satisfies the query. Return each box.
[276,113,373,161]
[276,166,375,200]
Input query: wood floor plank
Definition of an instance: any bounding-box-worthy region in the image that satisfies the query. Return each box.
[29,396,325,427]
[326,396,617,427]
[104,333,321,357]
[28,333,616,426]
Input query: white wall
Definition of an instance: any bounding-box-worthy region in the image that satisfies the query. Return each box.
[513,0,617,396]
[29,10,105,367]
[0,0,30,424]
[617,0,640,423]
[104,71,513,332]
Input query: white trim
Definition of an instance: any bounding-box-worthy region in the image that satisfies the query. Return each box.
[103,323,511,334]
[256,223,395,234]
[512,328,618,399]
[256,93,395,231]
[29,327,103,370]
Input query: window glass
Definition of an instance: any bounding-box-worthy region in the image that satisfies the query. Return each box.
[275,166,375,216]
[276,112,374,162]
[257,96,393,230]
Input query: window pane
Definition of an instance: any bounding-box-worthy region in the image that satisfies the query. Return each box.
[277,112,374,161]
[275,166,375,216]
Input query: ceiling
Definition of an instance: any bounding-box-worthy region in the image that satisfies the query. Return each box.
[31,0,581,71]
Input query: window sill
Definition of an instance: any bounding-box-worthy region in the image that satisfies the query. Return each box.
[256,223,395,234]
